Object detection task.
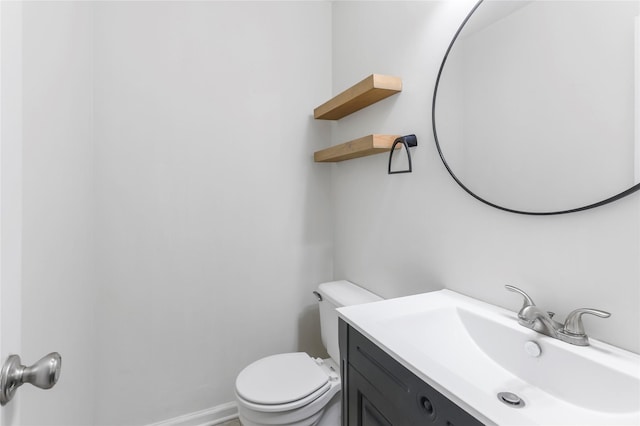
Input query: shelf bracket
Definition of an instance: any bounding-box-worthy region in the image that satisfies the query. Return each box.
[388,135,418,174]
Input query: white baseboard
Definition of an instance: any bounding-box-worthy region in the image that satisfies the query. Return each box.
[148,402,238,426]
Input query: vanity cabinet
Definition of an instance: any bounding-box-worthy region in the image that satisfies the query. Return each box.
[339,319,484,426]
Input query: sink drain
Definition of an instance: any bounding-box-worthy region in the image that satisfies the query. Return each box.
[497,392,525,408]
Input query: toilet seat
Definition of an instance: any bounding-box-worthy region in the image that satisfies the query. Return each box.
[236,353,335,412]
[235,354,341,425]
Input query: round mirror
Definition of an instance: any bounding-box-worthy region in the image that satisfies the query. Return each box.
[433,0,640,215]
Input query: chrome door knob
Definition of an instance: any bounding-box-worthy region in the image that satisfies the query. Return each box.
[0,352,62,405]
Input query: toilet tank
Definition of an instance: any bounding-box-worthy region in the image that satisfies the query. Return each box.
[317,280,382,363]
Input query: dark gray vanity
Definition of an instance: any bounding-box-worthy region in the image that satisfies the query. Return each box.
[336,289,640,425]
[339,319,483,426]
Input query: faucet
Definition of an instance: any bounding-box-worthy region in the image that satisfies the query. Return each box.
[505,285,610,346]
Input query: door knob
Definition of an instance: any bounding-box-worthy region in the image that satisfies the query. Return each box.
[0,352,62,405]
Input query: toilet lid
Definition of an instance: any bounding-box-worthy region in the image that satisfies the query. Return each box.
[235,352,329,405]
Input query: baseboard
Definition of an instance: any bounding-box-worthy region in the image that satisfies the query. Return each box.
[148,402,238,426]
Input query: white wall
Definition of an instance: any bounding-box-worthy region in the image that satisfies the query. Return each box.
[330,0,640,353]
[17,2,332,425]
[20,2,95,425]
[92,2,332,424]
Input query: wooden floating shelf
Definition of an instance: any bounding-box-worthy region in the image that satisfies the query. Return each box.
[314,134,400,163]
[313,74,402,120]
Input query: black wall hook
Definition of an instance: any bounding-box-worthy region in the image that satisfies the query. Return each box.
[388,134,418,174]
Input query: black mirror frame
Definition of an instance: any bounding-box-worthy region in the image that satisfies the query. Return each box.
[432,0,640,215]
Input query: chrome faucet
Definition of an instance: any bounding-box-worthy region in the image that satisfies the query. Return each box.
[505,285,610,346]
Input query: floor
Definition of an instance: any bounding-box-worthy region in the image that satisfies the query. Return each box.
[219,419,241,426]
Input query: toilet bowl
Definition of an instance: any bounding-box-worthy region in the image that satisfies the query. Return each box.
[236,353,340,426]
[234,280,382,426]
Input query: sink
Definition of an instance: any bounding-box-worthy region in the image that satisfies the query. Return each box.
[337,290,640,425]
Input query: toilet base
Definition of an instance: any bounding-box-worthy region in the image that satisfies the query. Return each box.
[238,411,321,426]
[314,393,341,426]
[238,392,341,426]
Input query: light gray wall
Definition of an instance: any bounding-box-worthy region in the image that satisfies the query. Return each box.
[330,0,640,353]
[21,2,95,425]
[92,2,332,424]
[19,1,332,425]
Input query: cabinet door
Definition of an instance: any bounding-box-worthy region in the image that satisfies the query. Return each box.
[347,366,405,426]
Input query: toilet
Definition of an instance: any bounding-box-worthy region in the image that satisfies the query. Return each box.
[234,280,382,426]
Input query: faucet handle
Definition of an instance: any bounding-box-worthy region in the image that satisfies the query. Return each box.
[505,285,536,312]
[563,308,611,336]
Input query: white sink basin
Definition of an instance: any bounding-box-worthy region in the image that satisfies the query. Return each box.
[338,290,640,426]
